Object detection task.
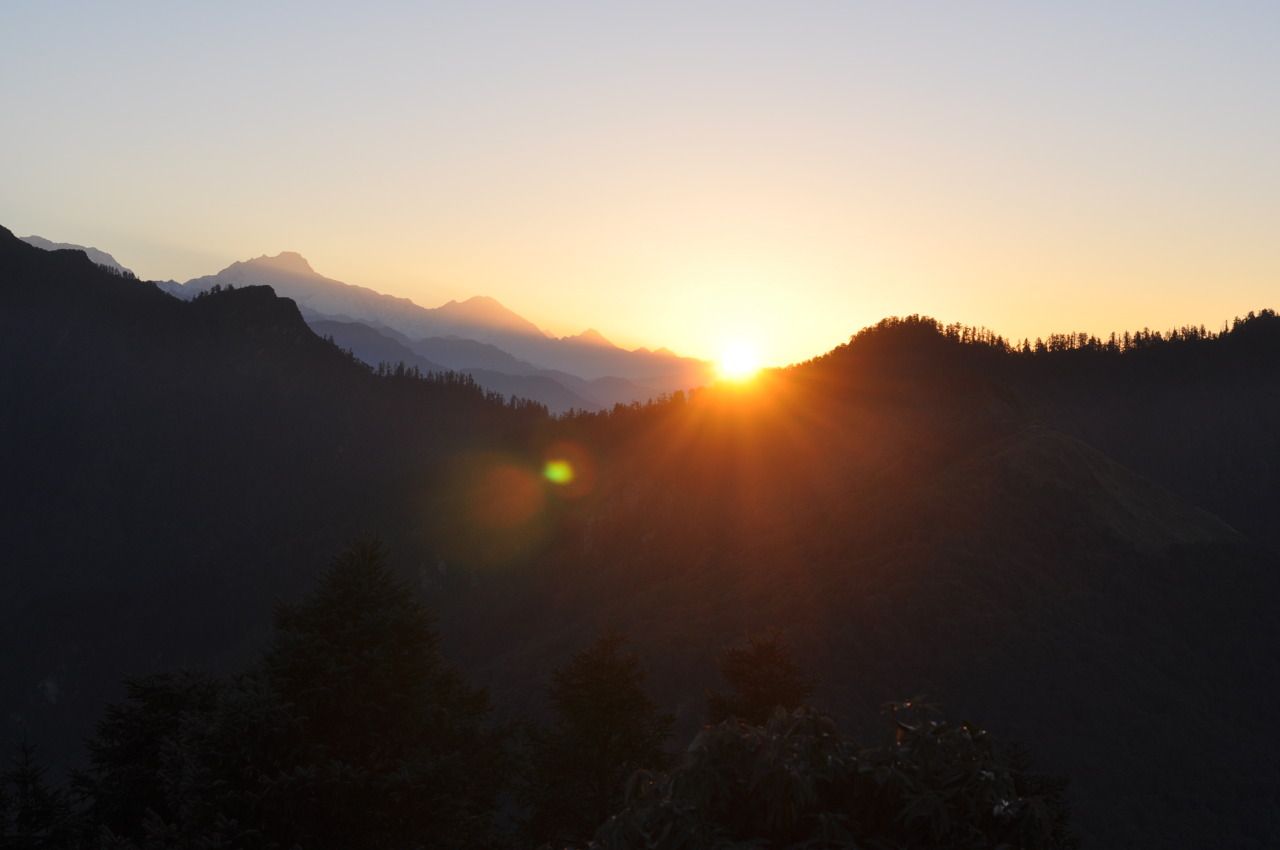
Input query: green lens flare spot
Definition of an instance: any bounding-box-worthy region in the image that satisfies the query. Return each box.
[543,459,574,485]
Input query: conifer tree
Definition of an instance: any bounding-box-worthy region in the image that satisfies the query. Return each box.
[81,538,501,850]
[3,743,73,849]
[261,536,501,850]
[523,633,672,847]
[707,631,814,724]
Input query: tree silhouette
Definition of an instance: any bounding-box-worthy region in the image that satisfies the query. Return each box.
[522,633,673,847]
[707,631,814,725]
[261,536,501,850]
[78,672,225,843]
[2,743,73,849]
[593,705,1076,850]
[80,538,502,850]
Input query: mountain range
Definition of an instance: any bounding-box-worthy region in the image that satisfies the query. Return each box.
[19,235,134,276]
[155,249,713,410]
[4,226,1279,848]
[21,234,713,412]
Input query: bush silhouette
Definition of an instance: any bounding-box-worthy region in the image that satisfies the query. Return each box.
[593,703,1075,850]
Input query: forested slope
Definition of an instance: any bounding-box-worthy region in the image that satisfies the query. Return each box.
[3,229,1278,847]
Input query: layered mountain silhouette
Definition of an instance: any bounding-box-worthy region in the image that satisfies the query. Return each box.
[308,318,601,413]
[3,224,1279,848]
[561,327,615,346]
[311,319,675,411]
[20,234,134,276]
[0,223,548,775]
[159,251,713,410]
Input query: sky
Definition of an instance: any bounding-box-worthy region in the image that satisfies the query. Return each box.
[2,1,1278,365]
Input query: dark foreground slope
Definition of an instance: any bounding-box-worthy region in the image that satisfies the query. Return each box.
[0,228,547,769]
[453,320,1280,848]
[2,233,1278,847]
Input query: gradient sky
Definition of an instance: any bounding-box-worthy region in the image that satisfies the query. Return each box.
[2,1,1277,364]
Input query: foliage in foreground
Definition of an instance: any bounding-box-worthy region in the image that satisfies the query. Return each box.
[0,742,76,848]
[77,538,502,850]
[592,703,1075,850]
[521,634,673,847]
[5,540,1073,849]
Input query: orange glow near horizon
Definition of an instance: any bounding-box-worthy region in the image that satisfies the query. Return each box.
[7,5,1278,368]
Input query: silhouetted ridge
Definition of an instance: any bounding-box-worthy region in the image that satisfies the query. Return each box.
[189,283,313,333]
[0,225,163,309]
[432,294,548,337]
[814,311,1280,369]
[20,234,135,276]
[248,250,314,274]
[4,223,1279,849]
[167,252,712,389]
[564,328,616,347]
[1,233,549,782]
[782,312,1280,546]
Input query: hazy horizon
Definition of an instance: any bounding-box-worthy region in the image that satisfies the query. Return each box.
[3,1,1277,364]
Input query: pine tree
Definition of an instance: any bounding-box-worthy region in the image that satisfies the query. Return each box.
[522,633,672,846]
[261,536,501,850]
[79,671,266,848]
[707,631,814,724]
[4,743,73,849]
[80,538,501,850]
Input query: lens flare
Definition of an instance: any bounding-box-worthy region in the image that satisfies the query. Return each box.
[543,441,595,497]
[543,459,574,485]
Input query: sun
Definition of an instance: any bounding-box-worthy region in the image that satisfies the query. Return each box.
[717,342,762,382]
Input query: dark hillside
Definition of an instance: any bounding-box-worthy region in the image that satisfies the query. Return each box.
[0,228,547,770]
[3,233,1278,847]
[801,314,1280,545]
[1011,318,1280,546]
[453,319,1280,847]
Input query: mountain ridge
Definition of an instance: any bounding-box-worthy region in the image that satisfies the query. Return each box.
[310,318,601,413]
[3,224,1279,846]
[20,234,134,276]
[161,250,713,390]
